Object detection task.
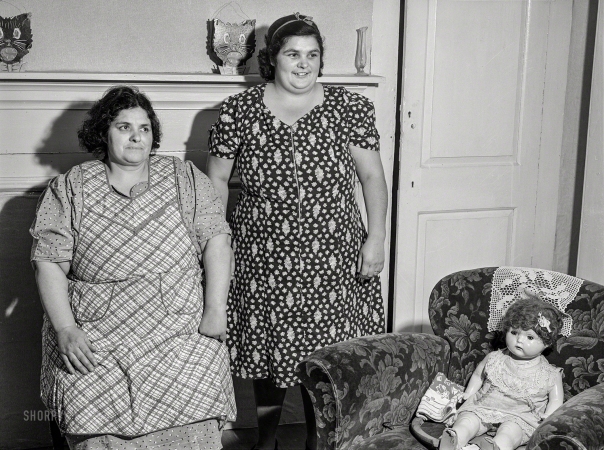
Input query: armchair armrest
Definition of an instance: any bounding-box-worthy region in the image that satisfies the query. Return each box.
[528,382,604,450]
[296,332,450,450]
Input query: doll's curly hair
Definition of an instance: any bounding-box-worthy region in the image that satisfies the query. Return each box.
[258,13,325,81]
[77,85,162,159]
[501,295,564,347]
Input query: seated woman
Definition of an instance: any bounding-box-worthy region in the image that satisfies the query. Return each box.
[30,85,236,449]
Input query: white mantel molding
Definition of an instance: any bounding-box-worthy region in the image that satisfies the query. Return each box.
[0,72,383,111]
[0,72,383,193]
[0,71,384,84]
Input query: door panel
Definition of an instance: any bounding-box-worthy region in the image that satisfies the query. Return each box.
[395,0,572,332]
[429,1,525,162]
[416,209,513,328]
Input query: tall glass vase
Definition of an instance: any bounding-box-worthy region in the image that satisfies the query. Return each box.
[355,27,369,75]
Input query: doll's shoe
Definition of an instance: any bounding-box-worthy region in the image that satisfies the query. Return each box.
[439,428,459,450]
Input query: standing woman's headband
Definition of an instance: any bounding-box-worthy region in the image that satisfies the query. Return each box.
[268,12,317,44]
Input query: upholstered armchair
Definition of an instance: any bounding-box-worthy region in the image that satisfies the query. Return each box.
[296,267,604,450]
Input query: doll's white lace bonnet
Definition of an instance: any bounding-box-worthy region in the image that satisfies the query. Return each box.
[488,267,583,337]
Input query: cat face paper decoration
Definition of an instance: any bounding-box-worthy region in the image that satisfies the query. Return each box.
[213,18,255,75]
[0,12,32,72]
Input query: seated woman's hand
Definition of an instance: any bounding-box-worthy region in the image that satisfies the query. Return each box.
[198,305,227,341]
[56,325,98,375]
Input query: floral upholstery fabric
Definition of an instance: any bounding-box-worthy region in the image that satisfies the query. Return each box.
[528,382,604,449]
[298,267,604,450]
[358,428,428,450]
[296,333,449,450]
[430,267,604,398]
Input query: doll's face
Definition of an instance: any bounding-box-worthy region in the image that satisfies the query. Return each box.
[506,327,547,360]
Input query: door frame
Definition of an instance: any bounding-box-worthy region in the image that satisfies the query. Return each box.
[371,0,403,331]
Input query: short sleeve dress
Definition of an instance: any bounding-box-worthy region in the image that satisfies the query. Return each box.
[30,155,236,435]
[209,83,385,388]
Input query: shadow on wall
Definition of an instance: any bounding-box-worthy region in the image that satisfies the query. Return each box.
[183,108,240,215]
[183,107,215,172]
[0,104,92,448]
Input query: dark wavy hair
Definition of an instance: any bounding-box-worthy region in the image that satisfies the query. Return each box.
[501,296,564,348]
[258,13,325,81]
[77,85,162,159]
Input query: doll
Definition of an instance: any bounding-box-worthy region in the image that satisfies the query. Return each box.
[439,295,564,450]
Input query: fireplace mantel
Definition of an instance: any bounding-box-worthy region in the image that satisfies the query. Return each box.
[0,72,383,192]
[0,71,383,85]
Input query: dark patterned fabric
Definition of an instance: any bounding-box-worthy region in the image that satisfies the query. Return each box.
[528,382,604,449]
[358,429,428,450]
[210,84,385,388]
[298,267,604,450]
[296,332,449,450]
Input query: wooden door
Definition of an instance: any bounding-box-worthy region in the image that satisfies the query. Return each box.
[394,0,572,332]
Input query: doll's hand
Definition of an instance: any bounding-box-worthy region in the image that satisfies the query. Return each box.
[56,325,98,375]
[356,235,385,279]
[462,391,475,401]
[198,305,227,341]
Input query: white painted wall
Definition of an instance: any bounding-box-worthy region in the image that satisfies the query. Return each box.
[0,0,373,75]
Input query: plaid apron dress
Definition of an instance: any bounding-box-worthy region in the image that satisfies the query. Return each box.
[40,157,236,436]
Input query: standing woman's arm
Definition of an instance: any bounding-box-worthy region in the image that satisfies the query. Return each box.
[206,156,235,209]
[207,94,240,210]
[206,157,236,281]
[350,146,388,279]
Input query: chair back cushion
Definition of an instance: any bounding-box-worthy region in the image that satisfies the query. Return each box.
[429,267,604,400]
[297,332,450,450]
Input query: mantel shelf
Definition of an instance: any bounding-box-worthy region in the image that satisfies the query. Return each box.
[0,72,383,85]
[0,71,383,193]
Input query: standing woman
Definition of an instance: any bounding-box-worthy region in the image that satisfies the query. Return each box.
[207,13,387,450]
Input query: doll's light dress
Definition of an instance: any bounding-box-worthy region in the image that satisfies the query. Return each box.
[457,349,561,443]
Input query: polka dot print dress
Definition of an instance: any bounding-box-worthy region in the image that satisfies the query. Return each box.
[210,83,385,388]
